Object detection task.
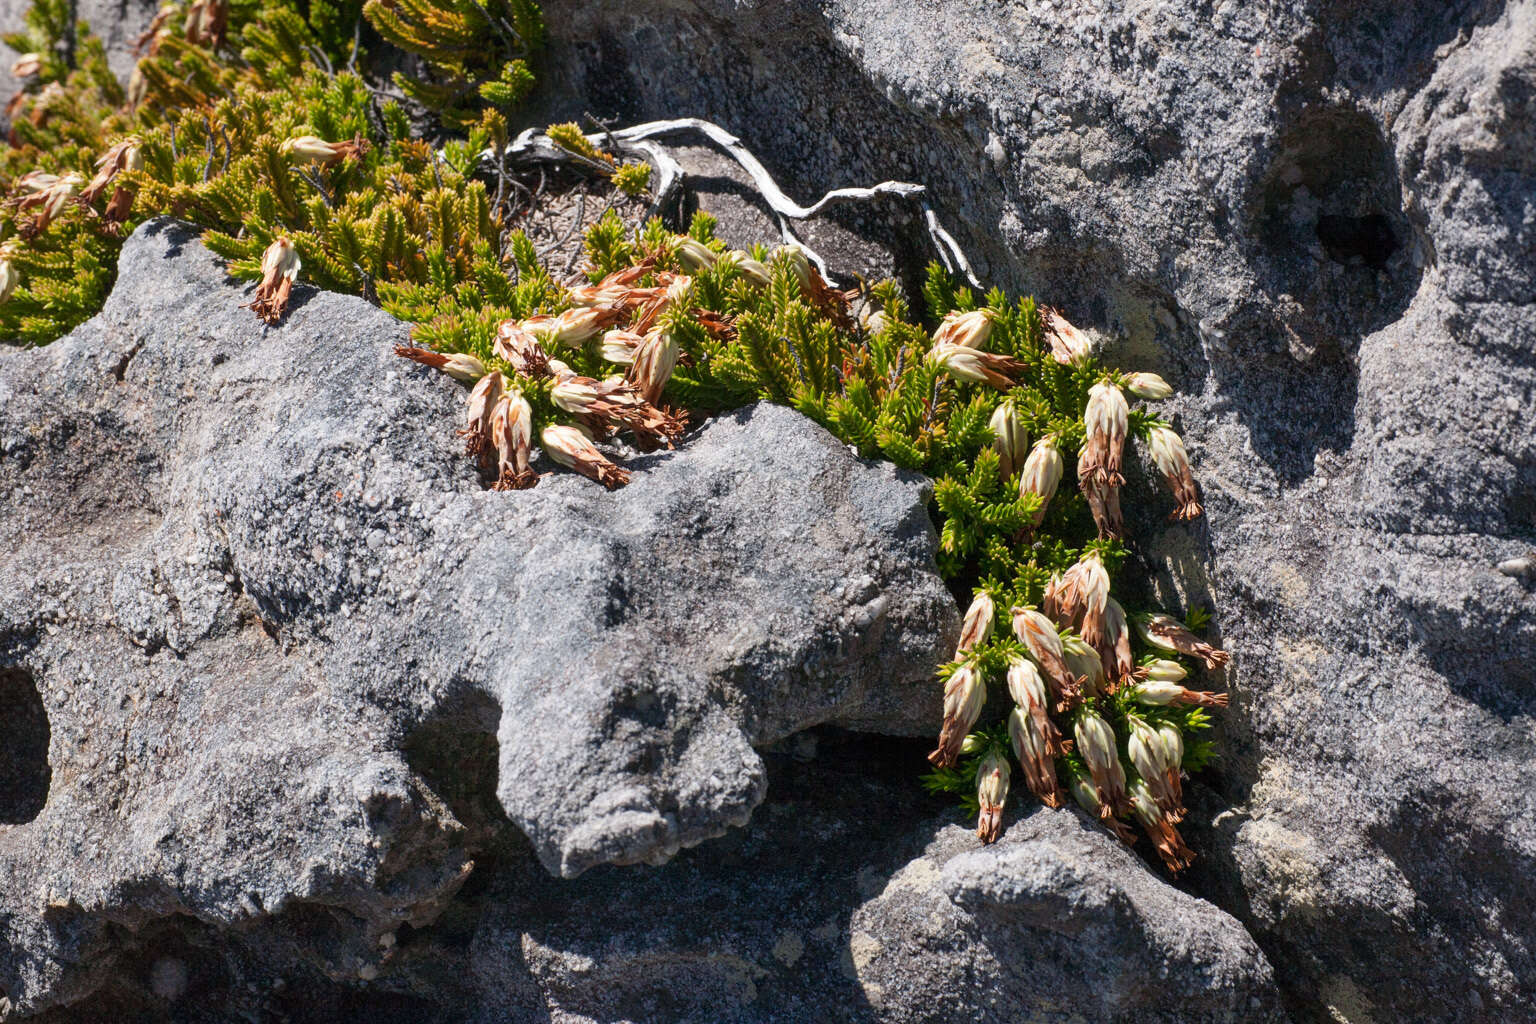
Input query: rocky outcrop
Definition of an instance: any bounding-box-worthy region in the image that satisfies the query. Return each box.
[538,1,1536,1020]
[0,223,1281,1021]
[0,220,966,1014]
[4,0,1533,1018]
[474,732,1284,1024]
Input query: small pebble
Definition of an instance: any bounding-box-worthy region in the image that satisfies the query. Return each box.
[1496,554,1534,579]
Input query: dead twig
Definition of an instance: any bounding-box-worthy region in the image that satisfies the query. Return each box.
[483,117,983,287]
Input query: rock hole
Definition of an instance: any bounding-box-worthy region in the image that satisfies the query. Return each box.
[1315,213,1398,269]
[1256,103,1422,348]
[0,668,50,825]
[402,690,510,848]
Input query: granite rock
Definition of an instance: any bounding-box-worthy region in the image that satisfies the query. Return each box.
[538,1,1536,1020]
[0,220,957,1015]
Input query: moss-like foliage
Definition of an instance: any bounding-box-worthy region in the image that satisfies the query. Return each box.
[0,0,1228,870]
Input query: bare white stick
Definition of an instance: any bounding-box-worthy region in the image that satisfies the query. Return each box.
[489,118,981,285]
[923,204,984,289]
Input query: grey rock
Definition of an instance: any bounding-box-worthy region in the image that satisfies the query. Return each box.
[22,733,1279,1023]
[479,738,1282,1024]
[0,220,956,1014]
[846,805,1285,1024]
[660,141,910,287]
[538,0,1536,1020]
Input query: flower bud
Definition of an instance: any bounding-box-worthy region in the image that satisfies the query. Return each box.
[956,591,995,656]
[1008,705,1065,809]
[1129,678,1228,708]
[1100,595,1135,684]
[394,346,485,382]
[774,243,813,288]
[1129,679,1183,705]
[281,134,368,165]
[1129,779,1196,872]
[439,352,485,383]
[491,390,536,490]
[1147,425,1202,521]
[550,306,625,348]
[931,342,1024,390]
[1068,769,1101,814]
[1080,380,1129,487]
[723,250,771,287]
[282,135,340,163]
[975,749,1010,844]
[0,258,18,303]
[1075,711,1129,818]
[1134,612,1230,670]
[242,236,302,324]
[1143,659,1188,682]
[628,329,679,405]
[495,321,550,377]
[673,236,717,271]
[1041,307,1093,365]
[932,308,995,350]
[127,64,147,108]
[1018,435,1063,527]
[927,663,986,768]
[458,370,505,461]
[1004,654,1047,711]
[183,0,228,47]
[262,235,302,281]
[959,733,986,756]
[540,424,630,489]
[1125,372,1172,400]
[551,378,603,416]
[989,399,1028,479]
[10,53,41,77]
[82,138,145,222]
[1061,634,1104,699]
[1127,716,1167,784]
[1129,780,1162,827]
[1011,605,1080,710]
[1075,712,1118,777]
[1158,723,1184,772]
[1076,551,1111,648]
[601,329,643,365]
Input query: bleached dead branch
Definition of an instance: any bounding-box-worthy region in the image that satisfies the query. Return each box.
[485,117,983,287]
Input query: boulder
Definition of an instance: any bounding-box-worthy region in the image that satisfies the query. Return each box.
[0,220,958,1014]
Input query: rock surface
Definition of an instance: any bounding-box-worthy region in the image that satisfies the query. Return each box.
[0,225,1280,1020]
[539,0,1536,1020]
[475,732,1284,1024]
[0,220,962,1014]
[6,732,1284,1023]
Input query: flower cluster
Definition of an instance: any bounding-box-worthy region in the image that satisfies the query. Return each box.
[395,229,850,491]
[935,562,1227,870]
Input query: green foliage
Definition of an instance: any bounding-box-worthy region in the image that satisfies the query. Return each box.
[0,0,547,344]
[362,0,542,124]
[611,161,652,197]
[1,0,77,82]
